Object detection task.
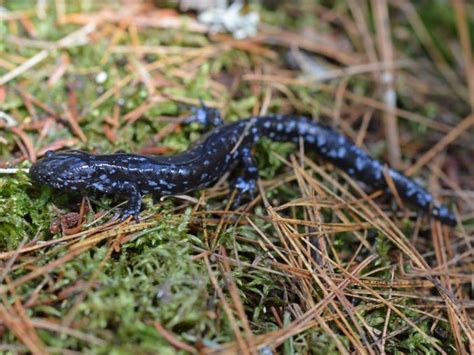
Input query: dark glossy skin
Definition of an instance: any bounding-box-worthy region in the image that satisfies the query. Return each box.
[30,107,456,226]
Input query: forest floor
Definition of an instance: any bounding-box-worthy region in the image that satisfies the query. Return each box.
[0,1,473,353]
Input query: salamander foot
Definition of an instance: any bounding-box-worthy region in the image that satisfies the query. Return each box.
[120,208,140,222]
[431,204,456,227]
[119,181,142,222]
[231,176,257,208]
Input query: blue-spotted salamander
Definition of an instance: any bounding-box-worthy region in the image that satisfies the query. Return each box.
[30,106,456,226]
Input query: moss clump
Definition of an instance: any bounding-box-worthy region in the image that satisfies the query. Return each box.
[0,172,52,249]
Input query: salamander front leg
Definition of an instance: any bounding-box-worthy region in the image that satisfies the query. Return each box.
[231,147,259,208]
[120,181,142,222]
[185,100,223,129]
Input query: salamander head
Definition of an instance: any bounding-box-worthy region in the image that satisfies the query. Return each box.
[30,150,94,190]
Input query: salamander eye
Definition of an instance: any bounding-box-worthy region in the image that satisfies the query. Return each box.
[45,150,55,158]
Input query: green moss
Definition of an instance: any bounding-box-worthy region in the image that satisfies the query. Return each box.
[0,172,52,249]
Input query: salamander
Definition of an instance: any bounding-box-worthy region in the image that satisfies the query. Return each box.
[29,105,456,226]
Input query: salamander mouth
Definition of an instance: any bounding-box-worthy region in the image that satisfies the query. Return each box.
[32,171,90,190]
[30,165,63,189]
[30,163,53,186]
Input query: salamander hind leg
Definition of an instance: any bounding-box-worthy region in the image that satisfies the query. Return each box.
[119,181,142,222]
[231,147,259,208]
[184,100,223,129]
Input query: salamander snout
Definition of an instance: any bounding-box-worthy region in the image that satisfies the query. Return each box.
[30,150,94,190]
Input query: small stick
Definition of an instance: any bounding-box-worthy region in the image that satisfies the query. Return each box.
[0,168,30,174]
